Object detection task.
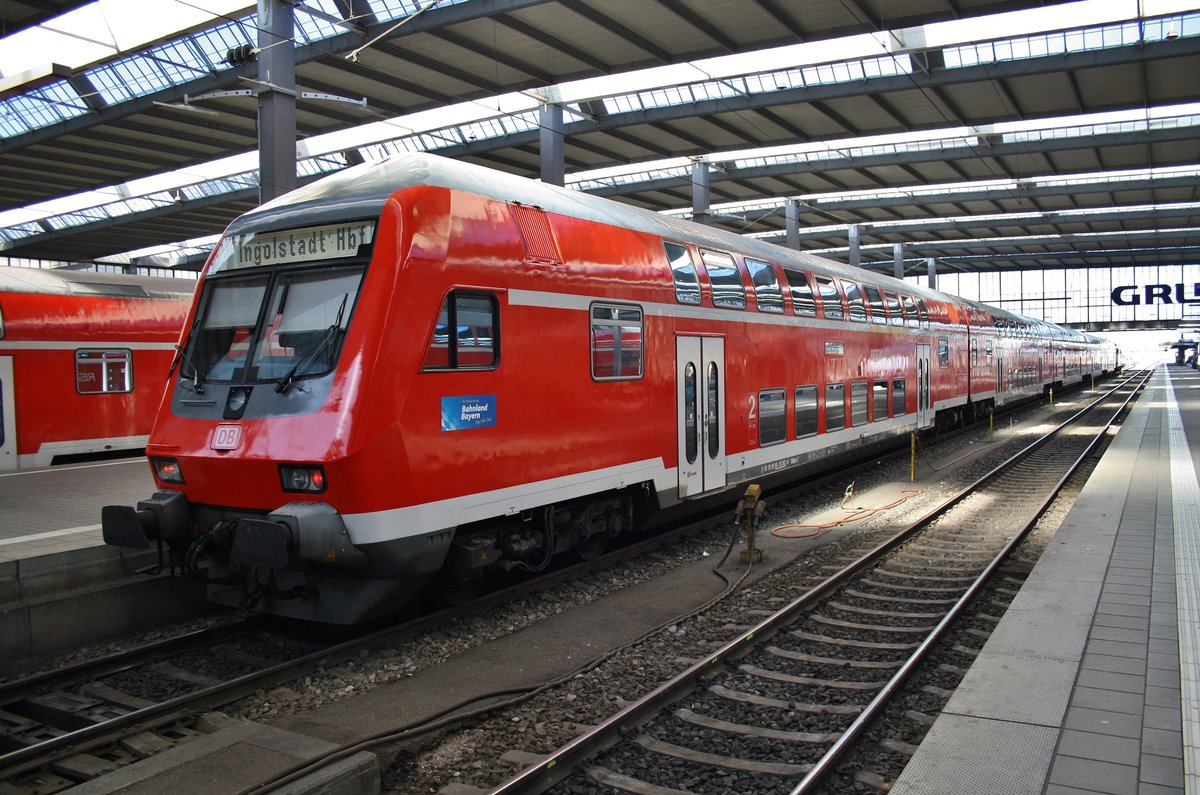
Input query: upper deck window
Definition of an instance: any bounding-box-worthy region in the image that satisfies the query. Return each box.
[664,242,701,305]
[209,220,375,274]
[699,250,746,310]
[901,294,919,328]
[842,280,868,322]
[746,259,784,313]
[863,285,886,325]
[813,275,843,320]
[884,291,903,326]
[783,269,816,316]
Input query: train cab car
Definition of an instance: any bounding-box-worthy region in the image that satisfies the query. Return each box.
[0,267,193,470]
[100,153,1116,624]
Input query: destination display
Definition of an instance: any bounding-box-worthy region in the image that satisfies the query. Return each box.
[210,220,375,273]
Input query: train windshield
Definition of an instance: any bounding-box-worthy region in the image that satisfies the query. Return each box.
[183,267,365,389]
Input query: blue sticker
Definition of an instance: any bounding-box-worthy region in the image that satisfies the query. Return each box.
[441,395,497,431]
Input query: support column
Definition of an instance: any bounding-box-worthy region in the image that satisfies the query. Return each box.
[258,0,297,204]
[927,257,938,291]
[848,224,861,268]
[785,200,800,249]
[539,103,565,186]
[691,162,711,225]
[893,243,905,280]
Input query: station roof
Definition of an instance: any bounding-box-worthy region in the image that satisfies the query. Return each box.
[1,0,1197,275]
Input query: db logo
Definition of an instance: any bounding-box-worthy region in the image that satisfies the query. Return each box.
[211,424,244,451]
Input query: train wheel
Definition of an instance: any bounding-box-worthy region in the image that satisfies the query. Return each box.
[436,573,483,605]
[575,532,608,561]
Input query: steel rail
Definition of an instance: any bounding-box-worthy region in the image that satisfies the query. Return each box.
[786,367,1151,794]
[487,369,1150,795]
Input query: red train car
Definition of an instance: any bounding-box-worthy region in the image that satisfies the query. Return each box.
[102,154,1117,623]
[0,267,194,470]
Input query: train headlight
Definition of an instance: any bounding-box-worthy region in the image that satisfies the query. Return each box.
[152,457,185,484]
[280,464,327,494]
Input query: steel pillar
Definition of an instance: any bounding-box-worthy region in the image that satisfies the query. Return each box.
[258,0,297,204]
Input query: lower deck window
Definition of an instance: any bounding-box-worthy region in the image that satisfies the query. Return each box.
[851,381,868,426]
[795,385,818,438]
[825,383,845,432]
[759,388,786,446]
[76,349,132,394]
[892,379,907,415]
[873,380,888,420]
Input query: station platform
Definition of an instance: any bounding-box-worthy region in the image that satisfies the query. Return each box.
[892,363,1198,795]
[0,457,209,670]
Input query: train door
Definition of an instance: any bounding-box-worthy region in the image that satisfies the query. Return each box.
[0,357,15,471]
[676,337,726,498]
[996,353,1005,405]
[916,344,933,428]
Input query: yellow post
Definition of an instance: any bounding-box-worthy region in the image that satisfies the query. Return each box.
[1092,374,1095,391]
[1050,387,1054,406]
[989,407,994,442]
[910,433,916,483]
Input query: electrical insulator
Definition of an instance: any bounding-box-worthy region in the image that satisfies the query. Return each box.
[226,45,259,66]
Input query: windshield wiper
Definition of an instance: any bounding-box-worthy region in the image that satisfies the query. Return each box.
[275,293,349,395]
[169,328,206,395]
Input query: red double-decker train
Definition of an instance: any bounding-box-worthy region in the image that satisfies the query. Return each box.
[0,267,193,470]
[102,154,1118,623]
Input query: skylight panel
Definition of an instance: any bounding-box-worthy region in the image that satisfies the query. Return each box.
[0,81,88,137]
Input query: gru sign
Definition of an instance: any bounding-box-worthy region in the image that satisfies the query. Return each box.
[1111,283,1200,306]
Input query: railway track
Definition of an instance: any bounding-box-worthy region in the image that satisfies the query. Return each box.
[0,375,1130,793]
[485,369,1150,795]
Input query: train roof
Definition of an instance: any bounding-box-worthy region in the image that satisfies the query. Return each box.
[230,153,931,293]
[0,266,196,301]
[229,153,1092,342]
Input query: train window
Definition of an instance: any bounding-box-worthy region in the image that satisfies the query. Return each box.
[699,250,746,309]
[971,337,979,365]
[590,304,643,380]
[759,389,786,446]
[783,269,817,317]
[851,381,868,426]
[885,292,903,326]
[664,242,701,305]
[938,336,950,367]
[825,383,845,432]
[253,268,366,381]
[863,285,886,325]
[892,379,906,415]
[746,259,784,313]
[841,280,867,322]
[423,290,500,371]
[873,380,888,420]
[186,275,269,385]
[683,363,698,465]
[795,385,818,438]
[76,349,133,394]
[916,299,930,328]
[814,275,844,320]
[901,295,919,328]
[707,362,720,458]
[986,339,994,360]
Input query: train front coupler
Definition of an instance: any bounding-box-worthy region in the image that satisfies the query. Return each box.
[224,502,369,578]
[102,490,191,574]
